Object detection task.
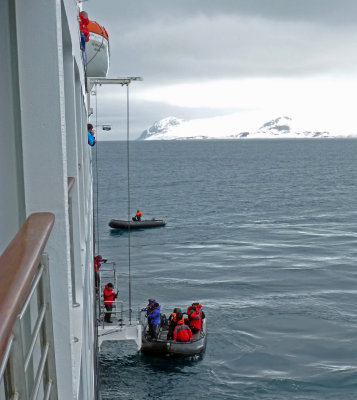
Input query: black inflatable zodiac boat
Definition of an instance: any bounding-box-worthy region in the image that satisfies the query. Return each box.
[108,219,166,230]
[140,315,207,358]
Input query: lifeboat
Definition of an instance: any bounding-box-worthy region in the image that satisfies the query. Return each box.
[86,20,110,77]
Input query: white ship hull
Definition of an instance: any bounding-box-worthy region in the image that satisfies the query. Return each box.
[0,1,100,399]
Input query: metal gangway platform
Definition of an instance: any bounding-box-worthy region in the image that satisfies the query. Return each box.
[96,262,142,350]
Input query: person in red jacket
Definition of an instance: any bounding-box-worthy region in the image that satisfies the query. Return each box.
[94,254,106,292]
[187,302,205,333]
[103,283,117,323]
[79,11,90,51]
[167,308,185,340]
[173,315,193,342]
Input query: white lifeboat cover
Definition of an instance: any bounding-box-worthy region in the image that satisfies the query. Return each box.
[85,22,110,77]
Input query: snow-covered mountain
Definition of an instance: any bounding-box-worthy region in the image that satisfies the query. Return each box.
[138,117,184,140]
[138,115,354,140]
[235,116,330,139]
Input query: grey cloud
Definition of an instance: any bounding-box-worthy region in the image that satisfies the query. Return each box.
[86,1,357,84]
[98,14,357,84]
[85,0,357,134]
[87,0,357,28]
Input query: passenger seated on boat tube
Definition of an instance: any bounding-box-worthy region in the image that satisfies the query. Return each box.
[173,313,193,342]
[167,308,185,340]
[145,299,160,338]
[187,302,205,334]
[103,283,118,323]
[132,209,142,222]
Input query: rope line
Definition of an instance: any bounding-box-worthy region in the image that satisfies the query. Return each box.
[95,84,100,255]
[126,83,132,324]
[91,81,134,325]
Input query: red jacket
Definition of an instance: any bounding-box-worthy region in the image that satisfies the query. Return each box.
[94,257,101,273]
[173,320,192,342]
[103,285,116,305]
[79,13,90,42]
[187,304,203,330]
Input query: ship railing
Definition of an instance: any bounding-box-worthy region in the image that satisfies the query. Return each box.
[101,300,124,329]
[98,304,144,329]
[139,309,147,324]
[139,310,152,335]
[0,213,58,400]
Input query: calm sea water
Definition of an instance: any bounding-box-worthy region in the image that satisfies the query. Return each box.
[94,139,357,400]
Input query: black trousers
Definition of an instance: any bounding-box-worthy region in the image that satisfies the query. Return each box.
[167,321,176,340]
[95,271,100,291]
[148,323,158,338]
[104,304,113,322]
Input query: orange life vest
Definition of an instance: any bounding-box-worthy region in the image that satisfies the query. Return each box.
[170,312,184,324]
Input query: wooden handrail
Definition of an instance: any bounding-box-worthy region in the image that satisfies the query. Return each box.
[0,213,55,361]
[67,177,75,193]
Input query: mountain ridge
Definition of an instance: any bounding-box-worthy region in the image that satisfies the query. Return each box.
[138,115,352,140]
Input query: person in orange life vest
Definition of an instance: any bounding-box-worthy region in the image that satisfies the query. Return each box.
[173,313,193,342]
[103,283,117,323]
[132,209,142,222]
[187,302,205,333]
[167,308,185,340]
[79,11,90,51]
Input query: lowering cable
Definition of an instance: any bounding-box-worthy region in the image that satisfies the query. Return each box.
[126,83,132,325]
[87,76,142,326]
[94,84,100,255]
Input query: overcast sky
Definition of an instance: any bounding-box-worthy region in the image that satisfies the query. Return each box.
[85,0,357,139]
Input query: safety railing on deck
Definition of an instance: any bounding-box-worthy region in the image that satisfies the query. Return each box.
[101,301,124,329]
[0,213,58,400]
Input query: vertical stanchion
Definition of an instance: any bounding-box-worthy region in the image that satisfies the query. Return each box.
[86,78,142,328]
[94,84,100,255]
[126,83,132,325]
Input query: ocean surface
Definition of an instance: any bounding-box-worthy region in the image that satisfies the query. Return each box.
[94,139,357,400]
